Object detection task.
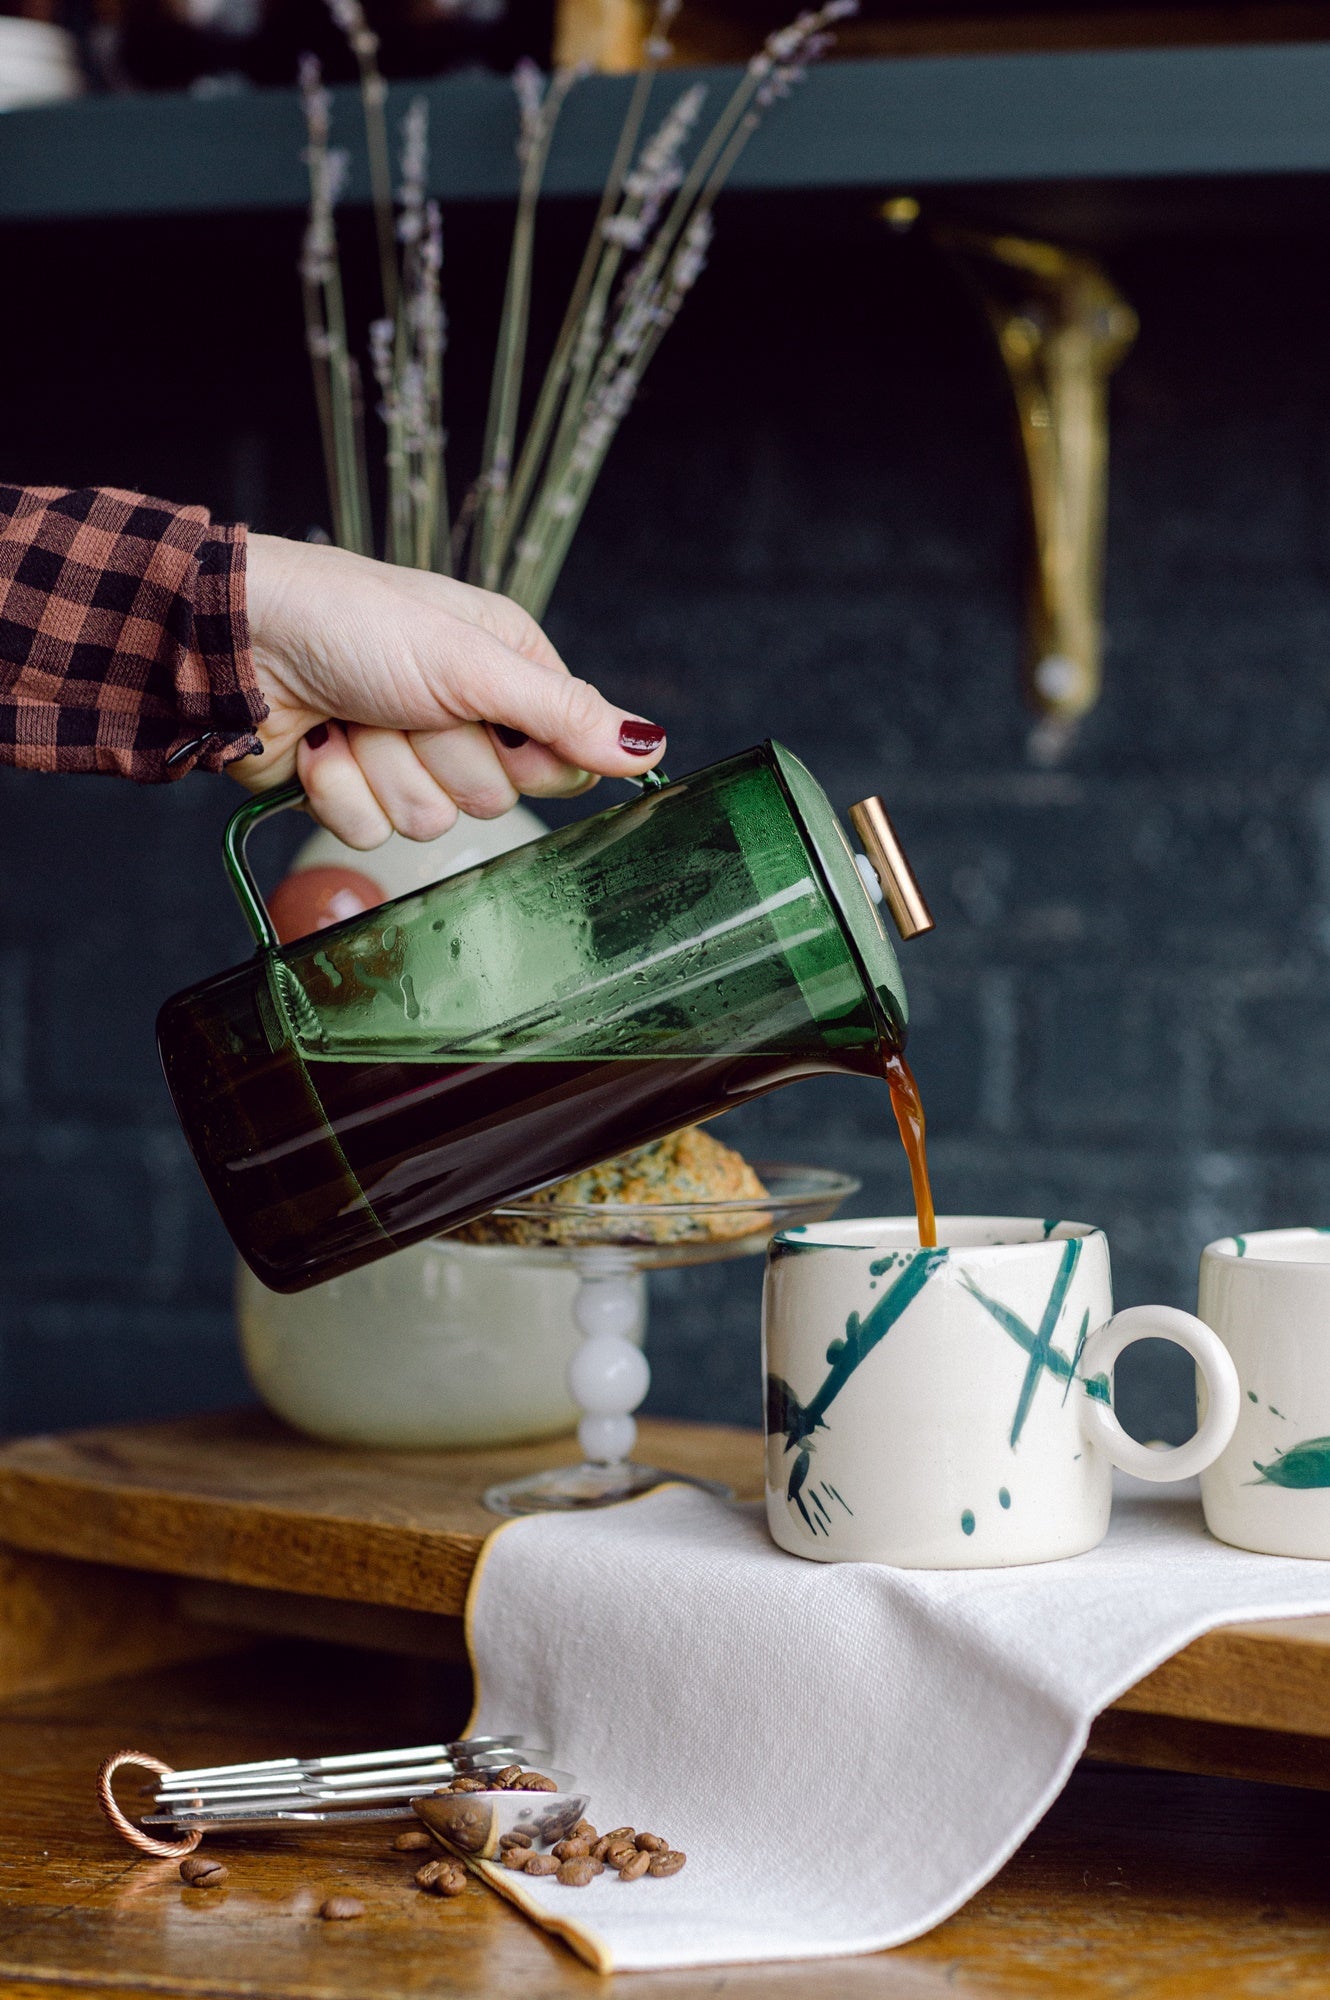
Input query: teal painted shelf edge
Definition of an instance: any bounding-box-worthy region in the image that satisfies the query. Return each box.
[1,42,1330,221]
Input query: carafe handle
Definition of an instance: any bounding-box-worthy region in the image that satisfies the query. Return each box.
[223,781,307,951]
[220,766,672,953]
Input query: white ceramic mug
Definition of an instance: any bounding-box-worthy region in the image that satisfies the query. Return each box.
[762,1217,1241,1568]
[1199,1228,1330,1558]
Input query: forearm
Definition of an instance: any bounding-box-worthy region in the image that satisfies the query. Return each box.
[0,483,267,782]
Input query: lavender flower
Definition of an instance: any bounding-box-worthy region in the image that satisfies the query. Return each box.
[397,99,429,245]
[325,0,378,59]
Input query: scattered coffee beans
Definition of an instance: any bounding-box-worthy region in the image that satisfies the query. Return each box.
[392,1829,434,1852]
[179,1856,228,1888]
[551,1838,591,1861]
[502,1848,533,1870]
[617,1849,651,1881]
[648,1852,687,1878]
[516,1771,558,1793]
[498,1830,533,1851]
[447,1776,489,1793]
[418,1860,467,1898]
[557,1858,597,1887]
[572,1820,597,1842]
[490,1765,523,1788]
[319,1896,364,1920]
[522,1853,560,1877]
[635,1833,667,1853]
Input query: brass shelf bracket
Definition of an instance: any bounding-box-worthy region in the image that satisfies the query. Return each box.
[916,216,1137,743]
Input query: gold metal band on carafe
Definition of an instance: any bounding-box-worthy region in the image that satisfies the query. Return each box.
[849,799,935,942]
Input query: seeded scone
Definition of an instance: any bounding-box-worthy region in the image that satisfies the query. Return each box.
[455,1126,771,1247]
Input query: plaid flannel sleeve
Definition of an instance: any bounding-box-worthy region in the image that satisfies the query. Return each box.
[0,484,267,782]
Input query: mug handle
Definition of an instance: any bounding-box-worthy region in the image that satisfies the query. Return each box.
[1079,1305,1240,1483]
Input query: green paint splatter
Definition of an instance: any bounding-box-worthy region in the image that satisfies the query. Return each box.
[1271,1406,1286,1419]
[1251,1438,1330,1488]
[1247,1390,1259,1404]
[1061,1309,1091,1406]
[869,1252,901,1275]
[1042,1219,1061,1239]
[767,1250,948,1533]
[963,1239,1083,1447]
[999,1488,1011,1509]
[961,1510,976,1535]
[1234,1236,1247,1257]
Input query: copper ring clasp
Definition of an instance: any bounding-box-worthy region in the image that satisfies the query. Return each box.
[96,1750,203,1859]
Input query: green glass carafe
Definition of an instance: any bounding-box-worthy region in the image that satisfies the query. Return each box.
[157,742,928,1292]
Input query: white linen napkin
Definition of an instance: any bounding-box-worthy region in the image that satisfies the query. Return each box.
[464,1474,1330,1972]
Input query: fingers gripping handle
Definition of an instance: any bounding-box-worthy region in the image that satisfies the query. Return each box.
[1079,1304,1241,1483]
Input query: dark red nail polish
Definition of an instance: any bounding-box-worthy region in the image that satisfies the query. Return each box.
[304,723,329,750]
[494,725,529,749]
[619,719,666,755]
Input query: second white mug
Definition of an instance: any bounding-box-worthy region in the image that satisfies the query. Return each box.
[763,1217,1242,1568]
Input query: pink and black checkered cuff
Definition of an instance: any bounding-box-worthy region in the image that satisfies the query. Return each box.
[0,483,268,782]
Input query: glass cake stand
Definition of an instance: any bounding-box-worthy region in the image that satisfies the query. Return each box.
[481,1164,859,1517]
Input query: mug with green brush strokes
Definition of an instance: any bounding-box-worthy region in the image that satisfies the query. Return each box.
[1199,1228,1330,1558]
[763,1217,1241,1568]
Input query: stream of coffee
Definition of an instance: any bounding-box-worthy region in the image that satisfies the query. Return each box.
[883,1047,937,1248]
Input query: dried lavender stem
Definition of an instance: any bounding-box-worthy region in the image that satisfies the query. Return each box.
[474,66,579,591]
[492,49,664,575]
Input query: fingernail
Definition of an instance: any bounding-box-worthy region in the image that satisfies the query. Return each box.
[304,723,329,750]
[493,725,529,749]
[619,719,666,755]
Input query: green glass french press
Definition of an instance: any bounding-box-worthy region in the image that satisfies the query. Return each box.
[157,742,932,1292]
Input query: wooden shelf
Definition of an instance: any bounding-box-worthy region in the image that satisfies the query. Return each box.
[4,43,1330,224]
[2,1408,1330,1799]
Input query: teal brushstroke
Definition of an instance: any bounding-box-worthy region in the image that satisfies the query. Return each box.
[767,1250,948,1530]
[962,1255,1108,1433]
[1234,1236,1247,1257]
[999,1487,1011,1509]
[1251,1437,1330,1488]
[1061,1309,1091,1406]
[1042,1219,1060,1239]
[869,1251,902,1275]
[962,1240,1082,1447]
[961,1510,976,1535]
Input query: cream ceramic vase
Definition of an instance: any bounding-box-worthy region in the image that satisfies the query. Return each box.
[237,1239,645,1449]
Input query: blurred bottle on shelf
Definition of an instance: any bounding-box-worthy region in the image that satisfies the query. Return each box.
[0,10,84,109]
[73,0,552,96]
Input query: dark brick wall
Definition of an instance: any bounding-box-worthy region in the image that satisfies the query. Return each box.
[2,198,1327,1443]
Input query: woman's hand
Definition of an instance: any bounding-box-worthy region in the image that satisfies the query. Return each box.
[234,533,666,849]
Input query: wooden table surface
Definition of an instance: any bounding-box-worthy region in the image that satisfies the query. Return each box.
[3,1410,1330,1796]
[0,1638,1327,2000]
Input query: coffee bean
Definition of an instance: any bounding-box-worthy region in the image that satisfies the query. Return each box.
[420,1861,467,1898]
[557,1858,597,1887]
[635,1832,667,1853]
[490,1764,524,1788]
[392,1828,434,1852]
[604,1826,636,1844]
[604,1842,637,1870]
[648,1851,686,1877]
[319,1896,364,1920]
[572,1820,597,1842]
[179,1855,228,1887]
[551,1838,591,1861]
[502,1847,533,1870]
[617,1849,651,1881]
[498,1830,533,1851]
[515,1772,558,1793]
[448,1776,489,1793]
[523,1853,559,1876]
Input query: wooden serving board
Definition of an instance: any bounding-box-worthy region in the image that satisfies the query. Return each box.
[1,1410,1330,1789]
